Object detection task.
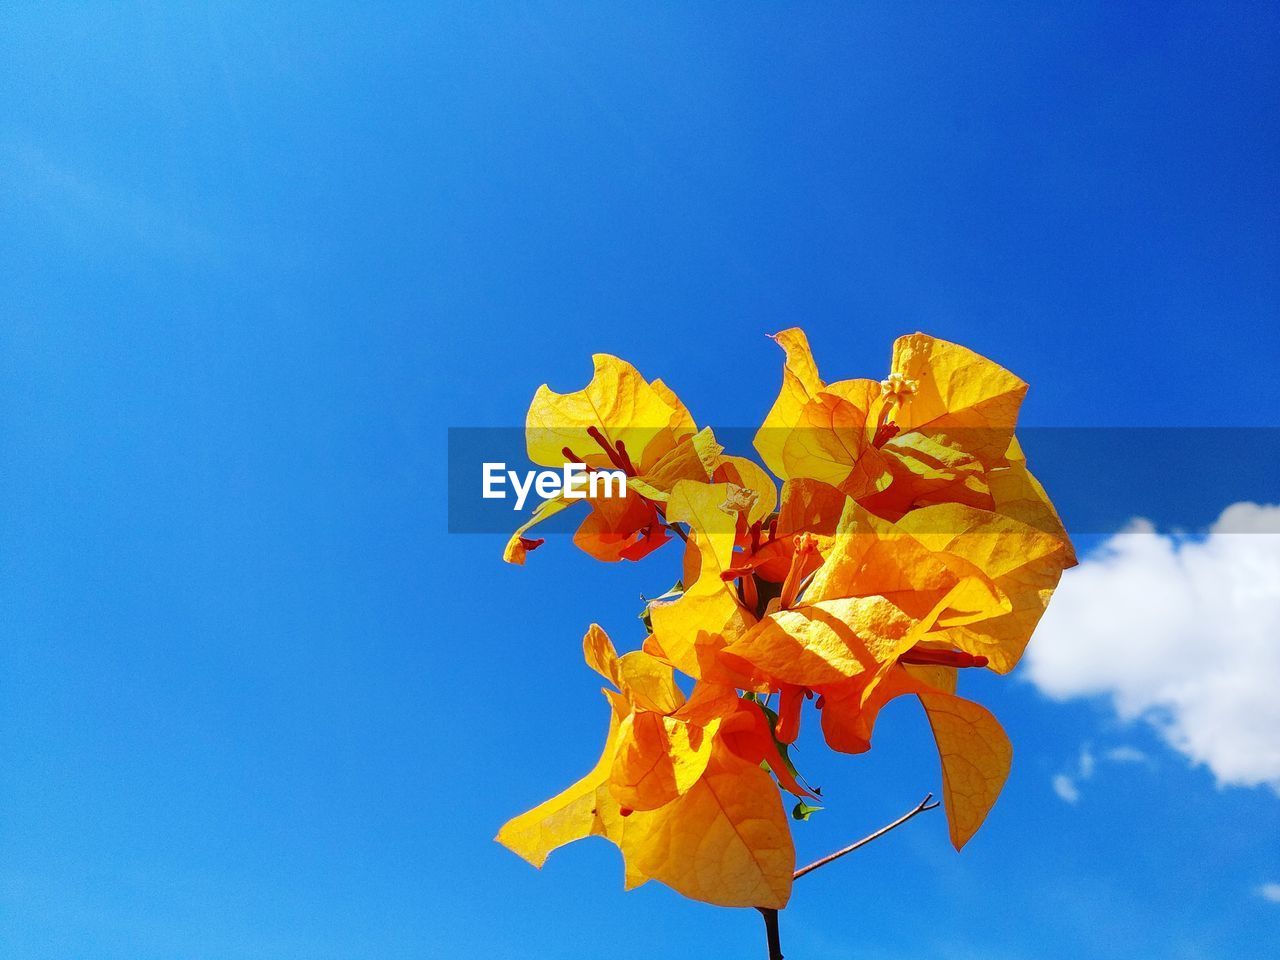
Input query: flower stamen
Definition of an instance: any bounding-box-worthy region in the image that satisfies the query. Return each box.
[779,534,820,609]
[880,371,918,398]
[899,648,989,669]
[585,425,637,475]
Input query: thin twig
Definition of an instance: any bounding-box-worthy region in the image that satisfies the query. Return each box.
[752,794,940,959]
[650,501,689,543]
[793,793,940,880]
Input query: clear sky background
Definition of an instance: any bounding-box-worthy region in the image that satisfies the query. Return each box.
[2,3,1279,959]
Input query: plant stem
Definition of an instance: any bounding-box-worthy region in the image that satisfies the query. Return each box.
[757,907,784,960]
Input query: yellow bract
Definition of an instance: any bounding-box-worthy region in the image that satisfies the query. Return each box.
[526,355,695,472]
[754,329,1050,522]
[622,744,794,908]
[507,355,721,564]
[754,329,824,479]
[919,690,1012,850]
[500,330,1074,906]
[886,333,1027,466]
[723,597,921,688]
[498,625,800,907]
[647,481,756,682]
[495,702,628,870]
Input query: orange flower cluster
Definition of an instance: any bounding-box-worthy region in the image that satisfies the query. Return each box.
[498,331,1075,909]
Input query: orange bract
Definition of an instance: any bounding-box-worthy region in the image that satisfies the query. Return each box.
[498,331,1074,907]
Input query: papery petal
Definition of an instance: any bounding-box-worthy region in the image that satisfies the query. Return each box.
[861,432,993,520]
[818,668,913,754]
[573,490,668,562]
[496,695,635,872]
[649,482,756,681]
[886,334,1027,467]
[650,588,756,683]
[776,477,848,538]
[722,597,920,688]
[988,438,1076,567]
[781,393,870,488]
[650,378,698,438]
[583,623,623,689]
[610,709,720,811]
[504,495,573,565]
[755,328,824,479]
[893,503,1071,672]
[918,691,1012,850]
[628,427,723,501]
[621,743,794,908]
[616,650,686,714]
[526,354,694,472]
[718,697,816,799]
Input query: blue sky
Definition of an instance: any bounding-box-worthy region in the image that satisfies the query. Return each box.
[2,3,1279,959]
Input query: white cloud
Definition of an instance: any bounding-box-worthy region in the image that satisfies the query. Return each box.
[1104,746,1150,765]
[1078,745,1096,780]
[1257,883,1280,904]
[1025,503,1280,794]
[1052,774,1080,804]
[1052,742,1155,803]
